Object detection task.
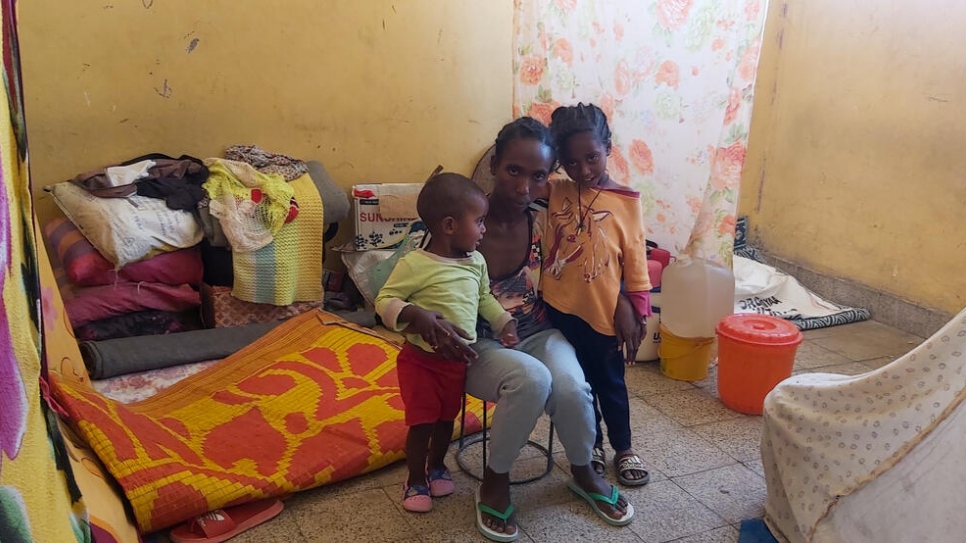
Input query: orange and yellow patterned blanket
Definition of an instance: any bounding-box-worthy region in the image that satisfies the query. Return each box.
[50,310,488,533]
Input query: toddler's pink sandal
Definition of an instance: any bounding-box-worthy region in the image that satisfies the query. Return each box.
[402,483,433,513]
[427,467,455,497]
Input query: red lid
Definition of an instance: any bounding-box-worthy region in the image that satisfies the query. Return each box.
[716,314,803,345]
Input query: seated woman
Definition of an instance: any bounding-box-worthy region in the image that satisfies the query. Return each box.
[432,117,635,542]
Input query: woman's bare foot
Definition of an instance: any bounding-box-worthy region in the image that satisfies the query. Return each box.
[478,468,517,537]
[570,464,630,520]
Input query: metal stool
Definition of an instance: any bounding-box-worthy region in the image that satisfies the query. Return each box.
[456,395,555,484]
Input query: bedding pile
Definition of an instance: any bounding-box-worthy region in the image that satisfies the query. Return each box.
[43,147,331,342]
[43,201,205,341]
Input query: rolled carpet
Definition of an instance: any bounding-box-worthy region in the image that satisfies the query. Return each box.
[80,321,282,379]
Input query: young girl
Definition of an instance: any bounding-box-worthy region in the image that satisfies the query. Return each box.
[543,103,652,487]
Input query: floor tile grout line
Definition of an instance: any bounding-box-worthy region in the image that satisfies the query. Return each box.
[661,459,742,481]
[659,477,734,535]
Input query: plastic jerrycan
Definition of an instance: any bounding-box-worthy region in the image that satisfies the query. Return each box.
[660,257,735,338]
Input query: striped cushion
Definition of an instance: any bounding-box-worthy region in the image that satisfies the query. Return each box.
[44,218,202,287]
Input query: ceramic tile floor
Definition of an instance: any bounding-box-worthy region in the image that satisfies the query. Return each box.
[166,319,924,543]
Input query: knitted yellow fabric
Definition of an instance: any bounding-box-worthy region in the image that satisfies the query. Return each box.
[231,173,323,305]
[203,158,294,251]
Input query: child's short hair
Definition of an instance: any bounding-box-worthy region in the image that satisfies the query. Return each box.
[550,103,612,153]
[416,173,486,232]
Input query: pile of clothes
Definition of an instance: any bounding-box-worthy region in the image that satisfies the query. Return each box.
[43,146,349,341]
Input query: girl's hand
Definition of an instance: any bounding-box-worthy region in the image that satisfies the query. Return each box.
[497,320,519,348]
[400,305,478,363]
[614,294,643,365]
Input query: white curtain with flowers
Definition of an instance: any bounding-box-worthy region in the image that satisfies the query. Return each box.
[513,0,767,263]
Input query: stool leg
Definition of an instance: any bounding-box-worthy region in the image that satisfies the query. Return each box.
[458,393,467,449]
[545,422,555,475]
[455,396,487,482]
[482,401,488,471]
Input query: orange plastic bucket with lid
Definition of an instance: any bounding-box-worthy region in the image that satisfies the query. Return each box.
[716,314,803,415]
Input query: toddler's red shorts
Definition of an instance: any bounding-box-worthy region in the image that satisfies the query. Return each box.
[396,342,467,426]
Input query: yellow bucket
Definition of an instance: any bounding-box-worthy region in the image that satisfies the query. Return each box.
[658,323,715,381]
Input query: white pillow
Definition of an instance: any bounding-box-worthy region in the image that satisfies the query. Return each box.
[49,181,203,268]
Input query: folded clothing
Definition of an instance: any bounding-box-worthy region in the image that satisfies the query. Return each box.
[225,144,309,181]
[64,282,200,328]
[70,153,208,202]
[73,309,204,342]
[80,321,281,379]
[44,217,203,287]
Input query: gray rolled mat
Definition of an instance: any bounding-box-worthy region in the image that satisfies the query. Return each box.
[80,321,282,380]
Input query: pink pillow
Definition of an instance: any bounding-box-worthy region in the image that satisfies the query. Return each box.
[44,218,202,287]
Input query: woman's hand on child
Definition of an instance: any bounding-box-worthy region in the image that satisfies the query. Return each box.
[400,305,477,363]
[497,320,520,348]
[614,294,643,365]
[436,332,477,364]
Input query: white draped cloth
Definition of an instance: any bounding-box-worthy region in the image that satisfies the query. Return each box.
[762,308,966,542]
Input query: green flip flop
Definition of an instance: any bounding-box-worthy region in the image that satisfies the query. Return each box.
[475,486,519,542]
[566,478,635,526]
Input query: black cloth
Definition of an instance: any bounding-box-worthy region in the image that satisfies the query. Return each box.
[200,239,233,287]
[136,177,207,210]
[80,321,282,379]
[130,153,209,210]
[73,309,203,342]
[70,153,209,210]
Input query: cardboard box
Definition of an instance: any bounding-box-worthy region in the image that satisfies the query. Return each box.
[352,184,421,250]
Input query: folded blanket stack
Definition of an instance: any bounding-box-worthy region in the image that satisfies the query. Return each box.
[44,217,204,341]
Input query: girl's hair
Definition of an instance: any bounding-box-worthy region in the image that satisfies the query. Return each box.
[493,116,557,166]
[549,103,612,154]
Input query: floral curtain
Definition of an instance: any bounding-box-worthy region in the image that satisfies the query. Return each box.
[513,0,767,263]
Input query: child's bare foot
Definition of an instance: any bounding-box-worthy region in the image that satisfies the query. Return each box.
[614,449,650,486]
[591,446,606,476]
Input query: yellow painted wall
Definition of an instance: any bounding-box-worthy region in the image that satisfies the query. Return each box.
[19,0,513,235]
[741,0,966,314]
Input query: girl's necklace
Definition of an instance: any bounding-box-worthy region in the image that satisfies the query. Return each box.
[576,184,603,234]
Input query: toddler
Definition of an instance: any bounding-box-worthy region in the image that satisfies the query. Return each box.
[376,173,518,512]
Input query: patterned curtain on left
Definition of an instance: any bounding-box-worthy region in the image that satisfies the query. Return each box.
[0,0,90,540]
[513,0,768,263]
